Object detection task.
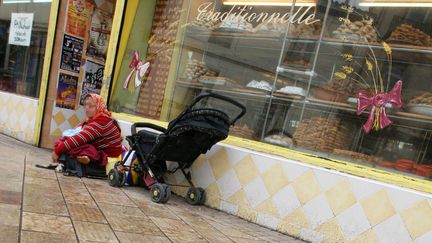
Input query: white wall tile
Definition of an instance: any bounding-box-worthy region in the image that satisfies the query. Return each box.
[251,154,276,173]
[348,177,383,202]
[387,187,424,212]
[314,169,344,191]
[226,148,248,166]
[373,215,412,243]
[192,160,215,189]
[303,193,334,229]
[281,162,309,182]
[216,169,242,199]
[220,201,239,215]
[256,213,279,229]
[414,231,432,243]
[299,228,324,243]
[272,185,301,218]
[244,177,270,208]
[337,203,371,240]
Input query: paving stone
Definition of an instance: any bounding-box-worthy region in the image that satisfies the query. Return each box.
[0,225,19,243]
[21,230,77,243]
[0,203,20,226]
[68,203,107,224]
[115,232,171,243]
[73,221,119,243]
[22,212,75,236]
[0,190,21,205]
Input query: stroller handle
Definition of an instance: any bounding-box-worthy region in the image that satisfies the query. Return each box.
[189,92,246,125]
[131,122,167,135]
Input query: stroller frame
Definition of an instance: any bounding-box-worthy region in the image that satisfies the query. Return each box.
[108,92,246,204]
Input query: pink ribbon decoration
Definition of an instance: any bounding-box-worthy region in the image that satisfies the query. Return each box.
[357,80,403,133]
[123,51,150,90]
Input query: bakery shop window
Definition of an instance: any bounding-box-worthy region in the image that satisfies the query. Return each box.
[0,1,51,97]
[112,0,432,180]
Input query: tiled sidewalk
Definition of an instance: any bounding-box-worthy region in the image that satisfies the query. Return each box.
[0,134,302,243]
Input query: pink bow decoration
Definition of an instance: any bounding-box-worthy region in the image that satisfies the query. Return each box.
[123,51,150,91]
[357,80,403,133]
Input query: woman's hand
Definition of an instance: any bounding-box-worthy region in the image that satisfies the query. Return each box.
[51,152,59,162]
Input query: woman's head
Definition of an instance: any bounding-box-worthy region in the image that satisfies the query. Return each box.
[83,93,111,119]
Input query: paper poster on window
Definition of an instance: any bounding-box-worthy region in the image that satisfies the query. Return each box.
[80,60,104,105]
[60,34,84,73]
[8,13,34,46]
[56,73,78,110]
[66,0,94,38]
[87,6,113,61]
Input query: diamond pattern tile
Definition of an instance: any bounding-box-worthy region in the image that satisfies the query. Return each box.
[325,180,356,215]
[373,215,412,243]
[352,229,379,243]
[251,154,276,173]
[255,198,278,217]
[361,189,396,226]
[292,170,321,204]
[68,114,81,127]
[244,177,270,208]
[278,208,310,237]
[316,218,345,242]
[303,193,334,229]
[272,185,301,218]
[217,169,242,199]
[400,200,432,240]
[261,162,289,195]
[336,203,371,241]
[234,155,260,186]
[209,148,232,179]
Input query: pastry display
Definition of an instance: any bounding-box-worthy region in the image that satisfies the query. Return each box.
[230,124,255,139]
[332,19,377,42]
[407,92,432,116]
[264,134,293,147]
[189,18,220,31]
[283,59,310,69]
[387,24,430,46]
[333,149,381,163]
[183,60,217,80]
[291,22,321,38]
[313,78,362,103]
[276,86,306,97]
[246,80,273,92]
[409,92,432,105]
[254,21,293,35]
[293,117,351,153]
[218,14,254,32]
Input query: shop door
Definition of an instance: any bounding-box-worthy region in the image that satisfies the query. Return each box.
[39,0,121,149]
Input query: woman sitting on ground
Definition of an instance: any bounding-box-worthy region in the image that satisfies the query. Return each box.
[51,93,122,175]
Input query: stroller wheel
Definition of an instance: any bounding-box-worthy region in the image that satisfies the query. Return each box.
[197,187,206,205]
[185,187,204,205]
[150,183,168,204]
[161,185,171,203]
[108,169,120,187]
[118,171,126,187]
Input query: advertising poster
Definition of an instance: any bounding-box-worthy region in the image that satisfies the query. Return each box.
[56,73,78,110]
[87,5,113,60]
[60,34,84,73]
[66,0,94,38]
[8,13,34,47]
[80,60,104,104]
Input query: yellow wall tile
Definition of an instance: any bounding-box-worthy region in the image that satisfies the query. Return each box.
[352,229,379,243]
[325,180,357,215]
[205,182,222,209]
[53,111,66,126]
[238,205,257,222]
[255,198,279,217]
[227,189,249,206]
[68,114,81,127]
[361,189,396,226]
[292,170,321,204]
[278,208,310,237]
[234,155,260,186]
[316,218,345,243]
[401,200,432,240]
[191,154,207,170]
[209,148,232,179]
[261,163,289,195]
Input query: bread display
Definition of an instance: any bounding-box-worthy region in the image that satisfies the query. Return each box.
[254,21,294,35]
[189,18,220,31]
[264,134,293,147]
[313,78,363,102]
[408,92,432,105]
[183,60,217,80]
[218,14,254,32]
[293,22,322,38]
[230,124,255,139]
[332,19,377,42]
[387,24,430,46]
[246,80,273,92]
[293,117,351,153]
[333,149,381,163]
[276,86,306,97]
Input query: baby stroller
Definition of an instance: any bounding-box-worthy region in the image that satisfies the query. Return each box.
[108,92,246,204]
